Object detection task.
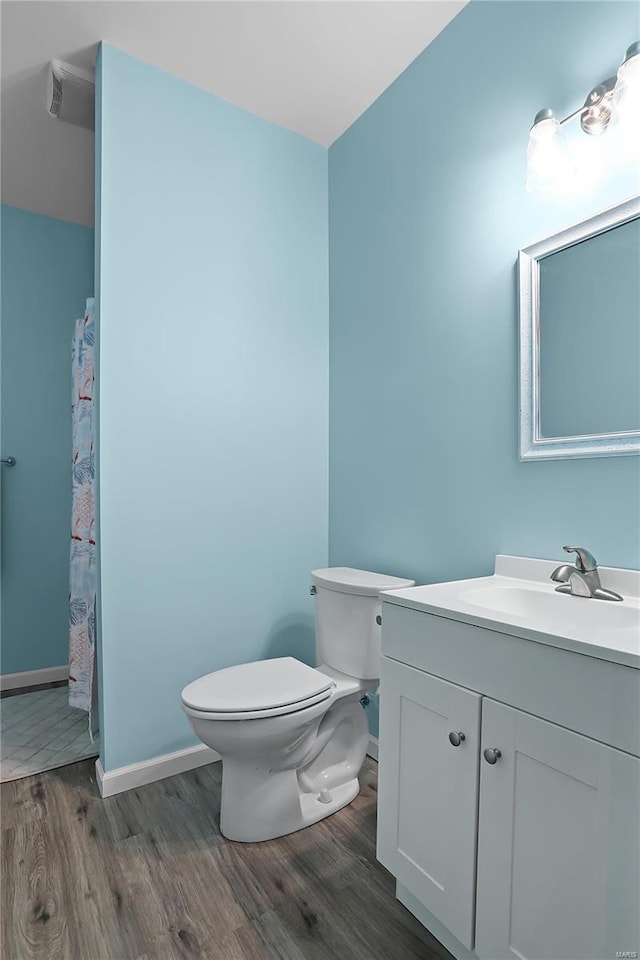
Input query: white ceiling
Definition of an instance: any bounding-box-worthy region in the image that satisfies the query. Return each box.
[1,0,466,227]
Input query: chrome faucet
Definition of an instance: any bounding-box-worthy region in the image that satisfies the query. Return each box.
[550,546,623,601]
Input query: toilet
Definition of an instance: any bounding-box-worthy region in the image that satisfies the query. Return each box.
[181,567,414,842]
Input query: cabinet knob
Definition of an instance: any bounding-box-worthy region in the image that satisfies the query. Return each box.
[448,731,466,747]
[483,747,502,765]
[375,615,382,626]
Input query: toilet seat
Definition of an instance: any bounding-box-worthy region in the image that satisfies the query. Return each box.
[181,656,335,721]
[182,689,333,722]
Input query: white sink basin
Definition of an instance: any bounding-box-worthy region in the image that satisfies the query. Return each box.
[461,583,639,632]
[381,555,640,669]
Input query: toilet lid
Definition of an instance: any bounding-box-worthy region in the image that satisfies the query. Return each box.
[181,657,334,714]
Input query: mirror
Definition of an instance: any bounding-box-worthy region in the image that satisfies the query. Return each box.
[519,196,640,460]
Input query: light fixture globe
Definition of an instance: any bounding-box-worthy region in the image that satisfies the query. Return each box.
[526,110,576,192]
[613,40,640,130]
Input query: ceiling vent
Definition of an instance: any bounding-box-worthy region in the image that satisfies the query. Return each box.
[47,59,95,130]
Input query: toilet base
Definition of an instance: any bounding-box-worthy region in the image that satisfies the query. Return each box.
[220,760,361,843]
[299,776,360,831]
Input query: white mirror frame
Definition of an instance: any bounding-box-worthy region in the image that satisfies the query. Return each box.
[519,195,640,461]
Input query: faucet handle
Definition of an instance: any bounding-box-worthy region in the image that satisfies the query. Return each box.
[563,546,597,573]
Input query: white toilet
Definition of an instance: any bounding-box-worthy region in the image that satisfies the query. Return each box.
[181,567,414,842]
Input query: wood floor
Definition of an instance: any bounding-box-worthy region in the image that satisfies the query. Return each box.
[1,756,453,960]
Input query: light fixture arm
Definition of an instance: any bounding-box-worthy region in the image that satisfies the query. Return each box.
[556,104,587,127]
[530,45,637,134]
[547,75,617,133]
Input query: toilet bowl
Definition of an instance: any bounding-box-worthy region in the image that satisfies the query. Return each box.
[181,567,414,842]
[183,658,369,841]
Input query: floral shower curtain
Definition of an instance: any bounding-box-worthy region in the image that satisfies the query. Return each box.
[69,298,97,730]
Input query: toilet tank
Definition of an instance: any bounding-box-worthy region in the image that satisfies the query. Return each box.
[310,568,415,682]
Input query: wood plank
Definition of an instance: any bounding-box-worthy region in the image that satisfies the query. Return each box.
[1,771,51,832]
[2,820,76,959]
[1,756,453,960]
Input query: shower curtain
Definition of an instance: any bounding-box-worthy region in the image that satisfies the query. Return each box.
[69,298,97,730]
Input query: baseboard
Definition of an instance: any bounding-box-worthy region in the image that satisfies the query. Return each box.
[97,734,377,800]
[0,664,68,691]
[96,743,220,798]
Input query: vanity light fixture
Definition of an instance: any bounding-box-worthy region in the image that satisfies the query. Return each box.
[526,40,640,192]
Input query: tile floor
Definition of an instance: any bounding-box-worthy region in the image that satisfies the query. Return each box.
[0,684,99,782]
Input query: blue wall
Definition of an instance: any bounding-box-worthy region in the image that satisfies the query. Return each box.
[1,205,94,674]
[329,0,640,736]
[329,0,640,581]
[96,45,329,771]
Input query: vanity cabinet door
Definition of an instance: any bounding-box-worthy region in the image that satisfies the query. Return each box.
[377,657,481,950]
[475,698,640,960]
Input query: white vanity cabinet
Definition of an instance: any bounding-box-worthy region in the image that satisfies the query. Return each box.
[377,598,640,960]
